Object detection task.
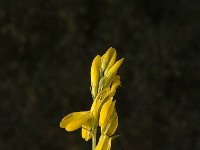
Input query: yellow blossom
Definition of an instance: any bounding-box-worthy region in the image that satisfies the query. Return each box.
[59,47,124,150]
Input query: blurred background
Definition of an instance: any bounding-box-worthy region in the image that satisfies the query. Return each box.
[0,0,200,150]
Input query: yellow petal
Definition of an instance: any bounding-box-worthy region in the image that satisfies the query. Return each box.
[81,125,92,141]
[99,99,112,126]
[60,111,91,131]
[99,99,116,127]
[91,55,101,98]
[96,135,112,150]
[101,47,116,72]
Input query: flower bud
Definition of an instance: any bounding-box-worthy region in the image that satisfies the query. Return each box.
[104,51,117,75]
[101,47,116,72]
[91,55,101,98]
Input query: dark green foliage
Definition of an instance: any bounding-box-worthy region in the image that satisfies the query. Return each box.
[0,0,200,149]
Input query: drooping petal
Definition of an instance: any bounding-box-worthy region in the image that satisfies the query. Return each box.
[99,99,116,127]
[60,111,92,131]
[96,135,112,150]
[81,118,94,141]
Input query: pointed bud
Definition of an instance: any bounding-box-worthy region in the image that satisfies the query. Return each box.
[104,51,117,75]
[101,47,116,72]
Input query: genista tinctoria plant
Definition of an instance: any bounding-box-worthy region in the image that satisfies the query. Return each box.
[60,48,124,150]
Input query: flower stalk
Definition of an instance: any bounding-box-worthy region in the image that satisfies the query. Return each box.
[92,125,97,150]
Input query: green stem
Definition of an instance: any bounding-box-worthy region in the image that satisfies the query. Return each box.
[92,126,97,150]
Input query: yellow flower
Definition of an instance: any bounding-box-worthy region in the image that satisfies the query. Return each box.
[99,99,116,127]
[60,111,92,132]
[96,135,112,150]
[59,47,123,150]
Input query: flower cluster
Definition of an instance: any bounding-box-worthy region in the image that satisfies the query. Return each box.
[60,47,124,150]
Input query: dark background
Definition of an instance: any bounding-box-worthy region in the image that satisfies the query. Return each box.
[0,0,200,150]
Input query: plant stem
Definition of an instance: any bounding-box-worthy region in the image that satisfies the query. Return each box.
[92,126,97,150]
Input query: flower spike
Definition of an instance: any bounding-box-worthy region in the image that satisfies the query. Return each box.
[59,47,124,150]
